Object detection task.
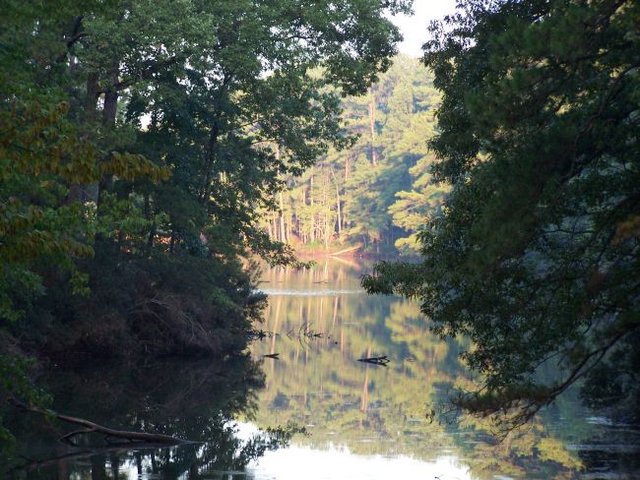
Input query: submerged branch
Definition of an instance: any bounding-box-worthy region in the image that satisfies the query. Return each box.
[358,355,390,366]
[9,397,195,446]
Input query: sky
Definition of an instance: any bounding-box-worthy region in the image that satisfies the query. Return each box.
[391,0,458,57]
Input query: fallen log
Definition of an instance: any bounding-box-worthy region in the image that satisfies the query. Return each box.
[10,397,194,446]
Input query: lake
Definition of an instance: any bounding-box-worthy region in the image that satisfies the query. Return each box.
[5,259,639,479]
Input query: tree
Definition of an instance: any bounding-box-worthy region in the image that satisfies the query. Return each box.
[1,0,412,452]
[1,0,412,341]
[68,0,412,258]
[388,155,450,253]
[383,64,448,253]
[260,55,444,253]
[363,0,640,429]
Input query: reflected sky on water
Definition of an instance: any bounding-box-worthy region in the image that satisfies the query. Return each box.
[248,447,472,480]
[5,259,639,479]
[247,259,640,480]
[231,420,472,480]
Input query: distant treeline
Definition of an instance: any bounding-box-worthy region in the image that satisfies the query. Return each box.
[260,56,449,255]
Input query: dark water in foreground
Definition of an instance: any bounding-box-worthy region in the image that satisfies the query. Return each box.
[5,259,640,479]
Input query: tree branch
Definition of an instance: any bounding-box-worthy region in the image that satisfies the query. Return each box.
[9,397,194,446]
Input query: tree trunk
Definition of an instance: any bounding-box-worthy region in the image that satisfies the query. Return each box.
[272,211,278,241]
[267,212,274,239]
[345,154,351,181]
[279,191,286,243]
[110,454,120,479]
[330,167,342,238]
[360,346,372,413]
[201,121,220,204]
[310,176,315,243]
[102,69,119,125]
[367,88,377,165]
[67,71,101,204]
[86,72,100,117]
[91,456,107,480]
[145,193,156,251]
[11,398,192,446]
[97,65,119,213]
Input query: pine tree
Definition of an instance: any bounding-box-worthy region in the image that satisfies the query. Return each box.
[364,0,640,428]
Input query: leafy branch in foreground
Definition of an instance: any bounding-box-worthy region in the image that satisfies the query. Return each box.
[364,0,640,431]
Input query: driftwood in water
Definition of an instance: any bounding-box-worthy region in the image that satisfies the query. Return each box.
[249,329,279,341]
[10,398,193,446]
[357,355,390,367]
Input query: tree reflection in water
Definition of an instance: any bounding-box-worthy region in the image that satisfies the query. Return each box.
[6,355,296,479]
[6,259,640,479]
[249,260,640,479]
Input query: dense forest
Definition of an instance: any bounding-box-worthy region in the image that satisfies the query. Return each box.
[259,55,448,254]
[365,0,640,429]
[2,0,639,472]
[0,0,411,455]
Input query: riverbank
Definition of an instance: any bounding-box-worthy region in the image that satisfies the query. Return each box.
[290,242,419,263]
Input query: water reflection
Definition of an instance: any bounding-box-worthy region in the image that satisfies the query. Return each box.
[249,259,640,479]
[248,447,472,480]
[5,260,639,479]
[6,356,288,479]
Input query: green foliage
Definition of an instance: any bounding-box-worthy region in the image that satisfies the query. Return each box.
[389,156,450,253]
[0,0,410,333]
[0,0,408,452]
[260,55,445,253]
[1,101,96,321]
[250,261,586,477]
[0,354,51,460]
[364,0,640,428]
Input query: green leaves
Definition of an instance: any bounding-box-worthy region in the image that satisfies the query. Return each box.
[1,101,96,184]
[0,0,409,455]
[258,55,445,253]
[365,0,640,428]
[1,101,96,321]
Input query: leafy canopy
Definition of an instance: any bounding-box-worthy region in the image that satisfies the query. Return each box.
[363,0,640,429]
[0,0,411,454]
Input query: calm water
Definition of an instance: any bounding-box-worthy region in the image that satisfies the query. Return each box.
[247,259,640,480]
[5,259,640,479]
